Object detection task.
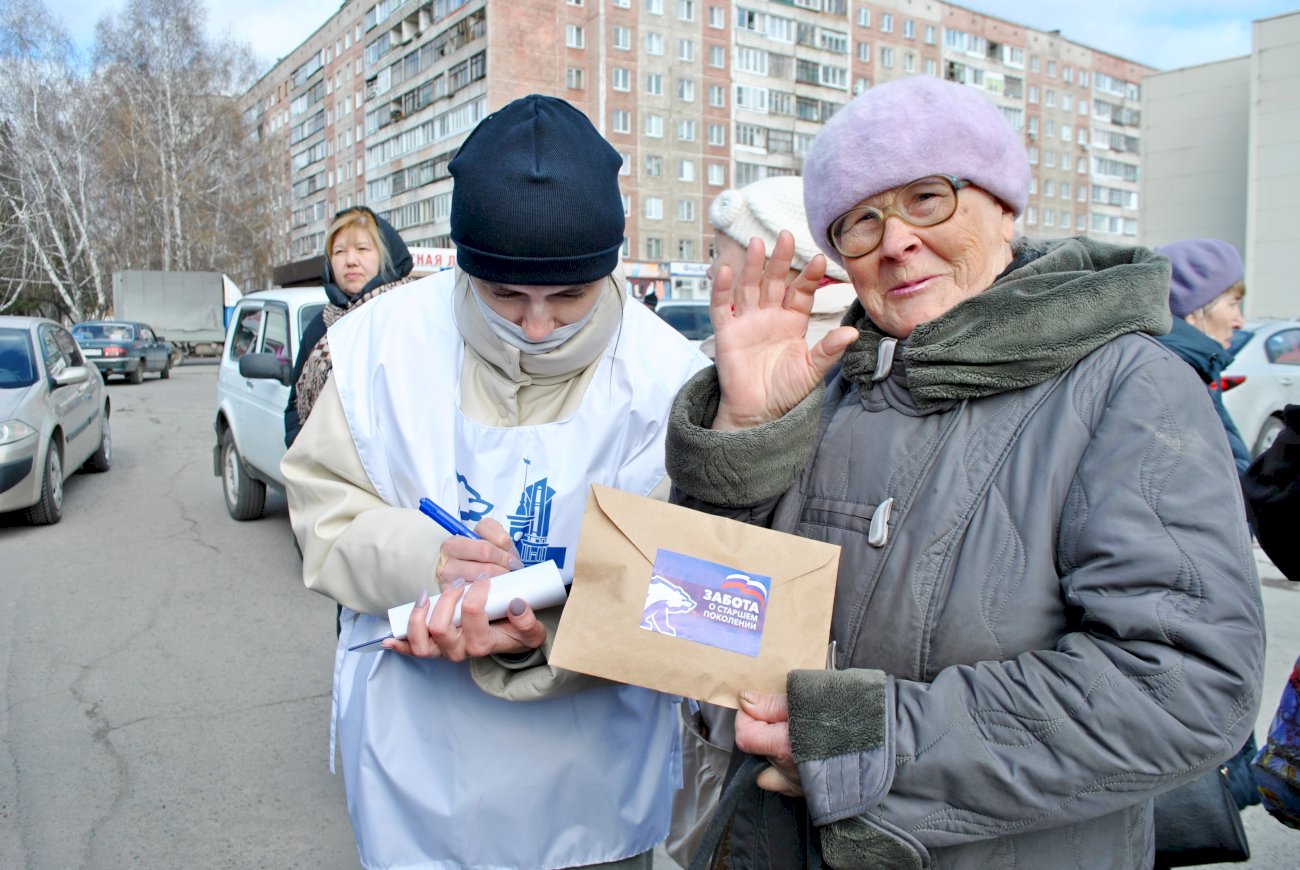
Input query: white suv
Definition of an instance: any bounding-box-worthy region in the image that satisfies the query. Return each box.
[213,287,327,520]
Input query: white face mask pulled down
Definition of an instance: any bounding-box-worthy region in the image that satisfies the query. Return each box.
[471,283,600,354]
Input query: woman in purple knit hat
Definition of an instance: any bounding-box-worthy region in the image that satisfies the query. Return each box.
[667,75,1263,869]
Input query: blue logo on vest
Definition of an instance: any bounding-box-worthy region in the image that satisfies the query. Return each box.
[459,460,567,569]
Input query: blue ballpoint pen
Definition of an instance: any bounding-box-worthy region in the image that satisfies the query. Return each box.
[346,497,482,651]
[418,497,482,540]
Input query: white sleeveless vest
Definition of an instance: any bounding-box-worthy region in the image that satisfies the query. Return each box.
[326,270,707,869]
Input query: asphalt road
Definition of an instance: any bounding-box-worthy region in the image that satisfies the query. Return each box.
[1,364,1295,868]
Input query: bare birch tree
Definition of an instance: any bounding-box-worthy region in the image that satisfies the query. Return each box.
[0,0,110,319]
[94,0,279,288]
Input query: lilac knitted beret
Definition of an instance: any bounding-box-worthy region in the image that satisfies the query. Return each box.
[803,76,1030,266]
[1155,239,1245,317]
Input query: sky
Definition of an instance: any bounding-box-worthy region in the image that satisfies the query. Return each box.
[41,0,1300,74]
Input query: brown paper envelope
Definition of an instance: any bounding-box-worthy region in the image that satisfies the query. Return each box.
[550,484,841,708]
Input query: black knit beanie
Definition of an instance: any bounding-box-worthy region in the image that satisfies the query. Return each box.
[449,94,624,285]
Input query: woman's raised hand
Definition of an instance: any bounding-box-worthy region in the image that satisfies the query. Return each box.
[710,232,858,431]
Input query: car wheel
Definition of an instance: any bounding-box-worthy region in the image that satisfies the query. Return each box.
[1253,415,1285,458]
[83,408,112,473]
[159,360,171,380]
[24,439,64,525]
[221,430,266,520]
[127,362,144,385]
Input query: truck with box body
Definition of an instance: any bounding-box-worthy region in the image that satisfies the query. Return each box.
[111,271,243,359]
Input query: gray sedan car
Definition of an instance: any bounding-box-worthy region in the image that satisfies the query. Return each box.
[0,316,112,524]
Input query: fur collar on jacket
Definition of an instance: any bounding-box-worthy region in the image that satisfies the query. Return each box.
[839,237,1172,406]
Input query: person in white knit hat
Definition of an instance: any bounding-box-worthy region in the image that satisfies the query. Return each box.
[702,175,856,358]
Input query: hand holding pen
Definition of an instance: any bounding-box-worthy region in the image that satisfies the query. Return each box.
[382,498,544,659]
[418,498,526,589]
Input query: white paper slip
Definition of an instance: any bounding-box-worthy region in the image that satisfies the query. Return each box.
[345,561,566,655]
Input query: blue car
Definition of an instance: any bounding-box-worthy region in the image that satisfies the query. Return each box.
[71,320,176,384]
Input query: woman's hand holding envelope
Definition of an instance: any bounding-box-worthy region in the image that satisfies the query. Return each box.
[383,518,547,660]
[736,689,804,798]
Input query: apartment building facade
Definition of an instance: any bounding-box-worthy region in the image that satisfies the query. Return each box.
[243,0,1152,297]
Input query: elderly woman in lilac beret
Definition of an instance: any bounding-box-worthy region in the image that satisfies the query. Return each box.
[1155,239,1251,472]
[667,76,1263,869]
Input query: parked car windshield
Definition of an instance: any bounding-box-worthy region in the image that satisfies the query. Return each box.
[0,328,37,388]
[74,322,136,341]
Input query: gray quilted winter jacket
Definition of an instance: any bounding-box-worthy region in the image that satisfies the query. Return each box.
[667,238,1264,869]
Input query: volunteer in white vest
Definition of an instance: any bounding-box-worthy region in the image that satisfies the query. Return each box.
[282,94,708,870]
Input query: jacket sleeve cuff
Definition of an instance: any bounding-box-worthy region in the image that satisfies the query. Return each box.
[664,366,825,507]
[470,606,612,700]
[787,668,895,826]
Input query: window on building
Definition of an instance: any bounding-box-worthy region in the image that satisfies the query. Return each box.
[613,26,631,50]
[1047,60,1056,77]
[1028,85,1038,104]
[903,20,915,39]
[618,152,631,175]
[708,6,725,28]
[645,113,664,137]
[857,41,870,62]
[566,67,584,89]
[646,73,664,95]
[709,84,725,106]
[924,24,936,44]
[612,67,630,91]
[613,109,631,133]
[646,0,663,13]
[709,45,725,67]
[880,46,893,68]
[1063,65,1072,83]
[678,78,695,101]
[679,0,695,21]
[708,123,725,146]
[678,239,695,259]
[856,7,869,28]
[646,237,663,259]
[678,199,695,221]
[645,155,663,176]
[677,119,696,140]
[646,32,664,54]
[679,159,695,181]
[1030,55,1039,72]
[903,53,915,73]
[881,13,893,32]
[566,25,585,48]
[679,38,695,61]
[707,162,725,185]
[1026,206,1037,225]
[645,196,664,219]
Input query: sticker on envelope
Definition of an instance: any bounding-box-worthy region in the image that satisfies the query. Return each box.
[640,549,771,657]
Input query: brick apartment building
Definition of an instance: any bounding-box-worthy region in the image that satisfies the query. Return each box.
[243,0,1152,298]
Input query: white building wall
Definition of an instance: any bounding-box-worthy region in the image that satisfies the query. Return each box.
[1246,12,1300,319]
[1139,57,1249,254]
[1140,12,1300,320]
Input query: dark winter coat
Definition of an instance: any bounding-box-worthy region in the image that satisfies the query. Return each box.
[1242,404,1300,582]
[1157,316,1251,473]
[667,238,1264,869]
